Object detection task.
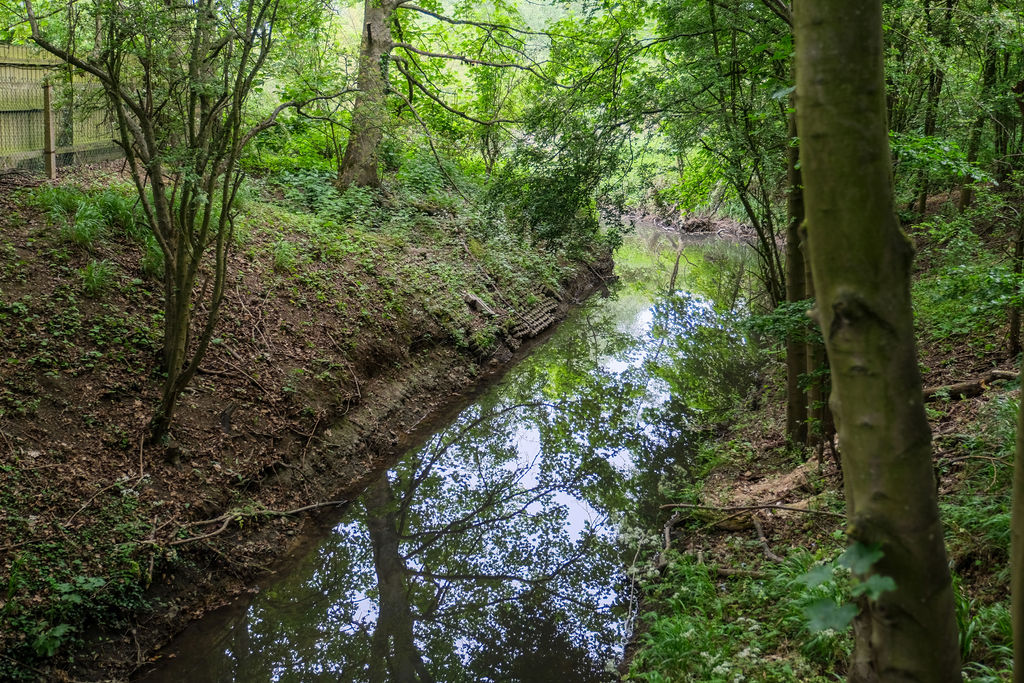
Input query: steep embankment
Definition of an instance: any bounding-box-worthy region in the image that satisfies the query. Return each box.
[0,168,611,681]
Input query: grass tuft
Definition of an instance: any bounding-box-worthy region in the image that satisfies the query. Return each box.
[81,259,117,298]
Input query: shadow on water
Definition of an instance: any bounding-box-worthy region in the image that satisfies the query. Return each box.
[136,237,759,683]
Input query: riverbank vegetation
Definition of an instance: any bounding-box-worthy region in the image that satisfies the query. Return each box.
[1,0,1023,679]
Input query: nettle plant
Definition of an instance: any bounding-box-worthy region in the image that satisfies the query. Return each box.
[794,541,896,634]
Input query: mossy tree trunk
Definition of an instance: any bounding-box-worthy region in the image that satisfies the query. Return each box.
[339,0,396,188]
[794,2,961,680]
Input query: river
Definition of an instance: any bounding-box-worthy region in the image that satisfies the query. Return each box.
[136,235,756,682]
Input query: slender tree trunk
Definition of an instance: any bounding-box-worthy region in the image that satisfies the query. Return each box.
[916,0,954,216]
[1010,218,1024,359]
[1014,351,1024,683]
[803,260,830,452]
[959,47,997,212]
[795,2,961,681]
[785,106,807,445]
[339,0,395,188]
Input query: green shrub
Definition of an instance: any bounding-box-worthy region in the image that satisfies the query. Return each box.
[80,259,116,298]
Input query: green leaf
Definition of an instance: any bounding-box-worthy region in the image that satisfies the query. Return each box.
[771,85,796,100]
[795,563,834,589]
[852,574,897,601]
[803,599,857,633]
[838,542,883,575]
[33,623,73,657]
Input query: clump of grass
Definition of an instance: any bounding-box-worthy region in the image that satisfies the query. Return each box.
[32,185,83,220]
[96,191,147,242]
[60,201,106,250]
[80,259,116,298]
[627,549,850,682]
[272,239,299,272]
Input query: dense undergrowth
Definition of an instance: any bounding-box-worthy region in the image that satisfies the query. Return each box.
[0,152,608,679]
[623,186,1021,682]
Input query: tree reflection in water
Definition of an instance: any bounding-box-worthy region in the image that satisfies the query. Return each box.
[140,242,757,683]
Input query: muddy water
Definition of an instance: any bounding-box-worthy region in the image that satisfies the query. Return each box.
[136,238,755,683]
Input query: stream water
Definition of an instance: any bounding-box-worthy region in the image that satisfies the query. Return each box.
[136,237,756,683]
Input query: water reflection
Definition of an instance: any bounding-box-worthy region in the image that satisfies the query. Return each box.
[139,240,756,683]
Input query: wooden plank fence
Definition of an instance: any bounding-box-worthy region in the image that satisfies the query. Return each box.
[0,44,120,177]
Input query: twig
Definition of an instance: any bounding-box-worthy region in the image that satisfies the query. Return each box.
[324,330,361,399]
[752,516,783,563]
[301,414,322,467]
[940,454,1007,466]
[66,479,126,525]
[0,652,54,679]
[660,502,845,518]
[0,427,15,453]
[165,499,347,546]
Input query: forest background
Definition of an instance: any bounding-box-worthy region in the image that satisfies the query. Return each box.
[0,0,1022,680]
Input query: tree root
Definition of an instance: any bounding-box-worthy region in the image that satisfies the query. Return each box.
[753,516,784,562]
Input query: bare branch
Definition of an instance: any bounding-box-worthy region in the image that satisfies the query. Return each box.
[394,41,557,83]
[758,0,793,26]
[392,56,515,126]
[397,3,592,43]
[238,88,359,149]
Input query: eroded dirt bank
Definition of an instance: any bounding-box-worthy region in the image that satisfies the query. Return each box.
[0,171,613,681]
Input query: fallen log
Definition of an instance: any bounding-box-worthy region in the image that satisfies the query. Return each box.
[922,370,1017,402]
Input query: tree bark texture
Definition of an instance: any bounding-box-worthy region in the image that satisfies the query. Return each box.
[339,0,395,188]
[785,106,808,445]
[794,2,961,681]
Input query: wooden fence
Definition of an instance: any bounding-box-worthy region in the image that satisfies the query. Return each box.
[0,44,120,177]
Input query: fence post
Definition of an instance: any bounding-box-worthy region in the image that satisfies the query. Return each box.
[42,81,56,180]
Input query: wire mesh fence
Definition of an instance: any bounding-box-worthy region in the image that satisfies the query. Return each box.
[0,44,121,175]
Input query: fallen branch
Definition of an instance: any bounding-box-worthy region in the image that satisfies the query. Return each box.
[939,454,1008,466]
[716,567,766,579]
[166,499,347,546]
[660,501,844,518]
[923,370,1017,402]
[752,517,784,562]
[691,550,765,579]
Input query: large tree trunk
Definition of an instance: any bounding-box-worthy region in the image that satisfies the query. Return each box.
[339,0,395,188]
[794,2,961,681]
[785,106,808,445]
